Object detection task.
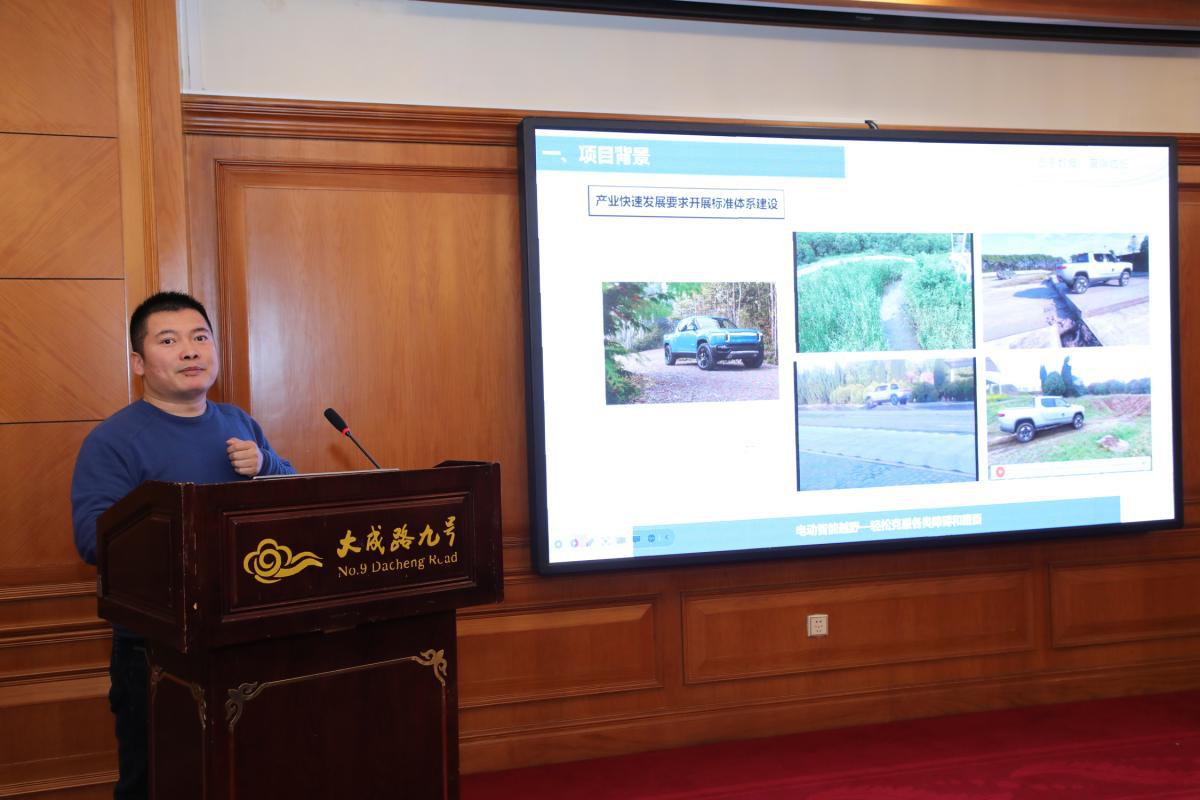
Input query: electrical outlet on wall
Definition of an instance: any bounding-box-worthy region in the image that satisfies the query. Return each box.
[807,613,829,637]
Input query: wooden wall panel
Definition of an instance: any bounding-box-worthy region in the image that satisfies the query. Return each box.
[0,585,98,633]
[191,149,528,537]
[217,164,521,479]
[0,0,118,137]
[0,630,110,687]
[458,600,660,706]
[0,678,113,762]
[112,0,190,295]
[1180,183,1200,499]
[0,281,127,423]
[0,2,191,795]
[684,572,1033,683]
[0,134,123,279]
[0,424,100,574]
[0,758,114,800]
[1050,558,1200,647]
[0,761,114,800]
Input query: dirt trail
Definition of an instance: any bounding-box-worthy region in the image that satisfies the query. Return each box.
[616,349,778,404]
[988,415,1127,457]
[1091,396,1151,415]
[880,279,919,350]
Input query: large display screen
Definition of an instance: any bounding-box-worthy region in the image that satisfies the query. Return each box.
[519,118,1180,574]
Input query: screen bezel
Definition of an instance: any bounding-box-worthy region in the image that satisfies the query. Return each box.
[519,116,1182,576]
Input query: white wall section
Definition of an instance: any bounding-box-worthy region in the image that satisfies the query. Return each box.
[180,0,1200,131]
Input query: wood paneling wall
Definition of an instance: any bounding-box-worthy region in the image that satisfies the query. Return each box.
[0,0,186,796]
[180,97,1200,774]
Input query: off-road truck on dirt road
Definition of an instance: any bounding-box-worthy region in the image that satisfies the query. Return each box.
[996,396,1085,443]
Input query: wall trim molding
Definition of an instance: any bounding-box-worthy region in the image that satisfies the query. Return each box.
[183,95,525,145]
[0,582,95,603]
[0,751,115,799]
[181,94,1200,165]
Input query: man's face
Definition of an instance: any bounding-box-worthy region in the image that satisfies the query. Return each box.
[131,309,219,403]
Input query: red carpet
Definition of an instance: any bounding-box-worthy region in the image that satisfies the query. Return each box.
[461,691,1200,799]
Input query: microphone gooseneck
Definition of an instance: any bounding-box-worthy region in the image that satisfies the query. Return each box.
[323,407,382,469]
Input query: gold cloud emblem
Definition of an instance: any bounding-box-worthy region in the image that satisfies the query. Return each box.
[243,539,323,584]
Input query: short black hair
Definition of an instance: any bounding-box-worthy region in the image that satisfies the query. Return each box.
[129,291,214,355]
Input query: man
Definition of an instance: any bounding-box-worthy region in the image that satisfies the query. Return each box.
[71,291,295,799]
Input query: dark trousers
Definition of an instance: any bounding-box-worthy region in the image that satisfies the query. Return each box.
[109,636,149,800]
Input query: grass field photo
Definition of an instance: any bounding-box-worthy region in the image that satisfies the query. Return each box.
[794,232,974,354]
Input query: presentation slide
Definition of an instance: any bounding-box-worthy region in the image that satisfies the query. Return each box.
[520,120,1179,573]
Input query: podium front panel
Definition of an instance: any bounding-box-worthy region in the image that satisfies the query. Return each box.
[228,493,474,611]
[98,463,502,653]
[150,612,458,800]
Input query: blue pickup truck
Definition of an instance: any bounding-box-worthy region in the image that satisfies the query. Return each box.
[664,315,764,370]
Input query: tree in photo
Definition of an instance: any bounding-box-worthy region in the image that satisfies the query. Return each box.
[602,282,672,403]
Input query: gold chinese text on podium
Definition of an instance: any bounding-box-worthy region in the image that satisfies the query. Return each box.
[96,463,502,800]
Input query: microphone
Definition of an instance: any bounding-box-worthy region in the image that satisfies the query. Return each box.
[323,407,382,469]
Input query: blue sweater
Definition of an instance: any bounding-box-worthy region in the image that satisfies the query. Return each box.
[71,400,295,566]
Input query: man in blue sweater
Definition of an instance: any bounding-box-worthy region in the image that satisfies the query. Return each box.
[71,291,295,799]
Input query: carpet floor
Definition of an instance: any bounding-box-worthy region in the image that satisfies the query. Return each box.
[461,691,1200,799]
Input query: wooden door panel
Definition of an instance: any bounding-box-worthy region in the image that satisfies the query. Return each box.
[0,423,99,572]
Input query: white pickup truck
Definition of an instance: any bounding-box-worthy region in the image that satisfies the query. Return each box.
[864,382,911,408]
[996,396,1084,442]
[1054,251,1131,294]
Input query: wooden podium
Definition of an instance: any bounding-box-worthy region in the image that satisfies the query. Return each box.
[96,463,502,800]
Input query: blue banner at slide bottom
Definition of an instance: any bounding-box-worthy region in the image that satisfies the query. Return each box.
[632,497,1121,556]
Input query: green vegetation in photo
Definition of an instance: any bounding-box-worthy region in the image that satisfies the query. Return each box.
[602,282,676,404]
[794,232,958,266]
[794,232,973,353]
[981,253,1062,273]
[796,258,904,352]
[796,257,972,352]
[1043,419,1150,462]
[903,256,974,350]
[1029,356,1149,400]
[795,358,969,406]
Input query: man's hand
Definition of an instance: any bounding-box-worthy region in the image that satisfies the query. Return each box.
[227,438,263,477]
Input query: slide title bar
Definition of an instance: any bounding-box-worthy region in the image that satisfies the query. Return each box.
[535,134,846,178]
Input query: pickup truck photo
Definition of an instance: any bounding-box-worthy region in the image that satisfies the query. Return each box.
[864,383,911,408]
[664,315,765,370]
[996,396,1085,442]
[1054,251,1132,294]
